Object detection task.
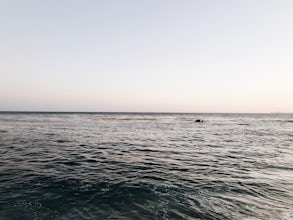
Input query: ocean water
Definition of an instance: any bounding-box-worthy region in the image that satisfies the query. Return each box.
[0,113,292,220]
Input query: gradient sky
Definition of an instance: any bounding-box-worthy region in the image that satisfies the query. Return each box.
[1,0,293,113]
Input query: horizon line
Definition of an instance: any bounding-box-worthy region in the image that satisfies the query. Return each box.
[0,111,292,115]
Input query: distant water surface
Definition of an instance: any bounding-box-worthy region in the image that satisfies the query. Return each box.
[0,113,292,220]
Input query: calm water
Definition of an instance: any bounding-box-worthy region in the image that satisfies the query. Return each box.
[0,113,293,220]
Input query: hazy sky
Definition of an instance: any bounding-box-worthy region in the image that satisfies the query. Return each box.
[1,0,293,113]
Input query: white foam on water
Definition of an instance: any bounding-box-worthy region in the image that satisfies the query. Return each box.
[244,212,293,220]
[282,212,293,220]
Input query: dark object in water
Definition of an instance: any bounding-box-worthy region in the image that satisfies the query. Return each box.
[195,119,204,123]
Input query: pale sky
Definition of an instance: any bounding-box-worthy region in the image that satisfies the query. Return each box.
[0,0,293,113]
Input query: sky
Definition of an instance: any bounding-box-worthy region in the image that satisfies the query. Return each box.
[0,0,293,113]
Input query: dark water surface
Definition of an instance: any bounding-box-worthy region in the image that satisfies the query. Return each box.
[0,113,293,220]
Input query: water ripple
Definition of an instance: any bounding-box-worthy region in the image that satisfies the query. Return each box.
[0,113,292,219]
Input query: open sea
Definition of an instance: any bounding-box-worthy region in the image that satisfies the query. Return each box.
[0,112,292,220]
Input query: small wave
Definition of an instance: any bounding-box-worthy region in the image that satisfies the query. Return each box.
[56,139,69,143]
[119,118,157,121]
[275,120,293,123]
[45,133,56,136]
[59,160,81,166]
[85,159,98,163]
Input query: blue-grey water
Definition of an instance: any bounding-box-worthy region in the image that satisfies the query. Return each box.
[0,113,293,220]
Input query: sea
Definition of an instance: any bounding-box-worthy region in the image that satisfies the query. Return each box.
[0,112,292,220]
